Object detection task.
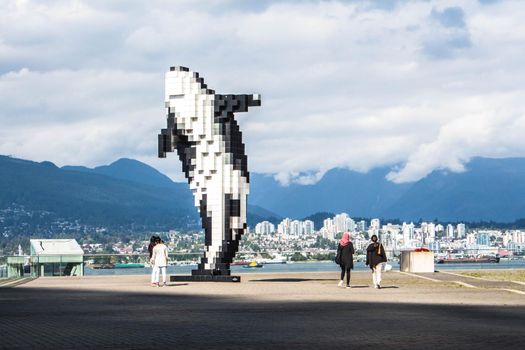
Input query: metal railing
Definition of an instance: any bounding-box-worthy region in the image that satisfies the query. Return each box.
[1,247,524,279]
[83,252,202,267]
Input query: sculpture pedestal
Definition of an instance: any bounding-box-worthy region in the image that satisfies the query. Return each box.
[400,251,434,273]
[170,275,241,282]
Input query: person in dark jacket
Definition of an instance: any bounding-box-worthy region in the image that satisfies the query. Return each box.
[148,235,158,259]
[148,235,159,286]
[366,234,387,289]
[336,232,355,288]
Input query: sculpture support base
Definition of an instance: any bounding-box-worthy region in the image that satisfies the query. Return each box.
[170,275,241,282]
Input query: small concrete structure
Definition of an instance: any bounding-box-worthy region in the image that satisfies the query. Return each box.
[400,250,435,273]
[30,239,84,277]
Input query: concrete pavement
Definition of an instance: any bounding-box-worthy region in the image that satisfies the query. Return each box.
[1,271,524,349]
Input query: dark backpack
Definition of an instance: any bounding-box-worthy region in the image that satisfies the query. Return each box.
[335,247,342,265]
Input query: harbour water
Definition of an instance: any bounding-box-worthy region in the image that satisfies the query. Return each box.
[85,260,525,276]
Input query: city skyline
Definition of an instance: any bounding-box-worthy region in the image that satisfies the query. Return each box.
[252,212,525,254]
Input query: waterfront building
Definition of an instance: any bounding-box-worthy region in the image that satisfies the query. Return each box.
[321,217,337,238]
[333,213,355,233]
[446,224,455,239]
[477,232,490,247]
[370,218,380,230]
[290,220,302,236]
[322,217,334,232]
[466,233,476,247]
[402,222,415,247]
[457,223,466,239]
[380,232,396,250]
[427,223,436,238]
[30,239,84,277]
[278,218,291,236]
[425,234,435,245]
[334,213,348,232]
[356,220,367,232]
[421,222,428,234]
[428,241,440,251]
[354,238,368,251]
[303,220,315,235]
[255,221,275,235]
[420,222,434,244]
[369,218,380,238]
[347,218,356,232]
[511,230,525,244]
[502,232,511,247]
[320,227,335,241]
[382,223,401,235]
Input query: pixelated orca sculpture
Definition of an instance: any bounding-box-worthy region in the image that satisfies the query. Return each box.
[159,66,261,282]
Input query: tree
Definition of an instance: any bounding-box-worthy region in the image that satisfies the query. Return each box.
[290,252,307,261]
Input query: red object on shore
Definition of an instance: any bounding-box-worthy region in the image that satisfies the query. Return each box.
[414,248,430,252]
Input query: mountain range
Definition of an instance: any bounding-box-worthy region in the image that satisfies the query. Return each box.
[250,157,525,222]
[0,156,280,232]
[1,155,525,233]
[0,156,196,230]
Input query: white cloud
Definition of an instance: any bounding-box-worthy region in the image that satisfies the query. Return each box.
[387,92,525,182]
[1,0,525,185]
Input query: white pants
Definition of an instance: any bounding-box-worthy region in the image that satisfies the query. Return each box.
[372,262,384,286]
[151,266,167,284]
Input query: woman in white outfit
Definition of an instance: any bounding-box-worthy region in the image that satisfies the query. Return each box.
[150,238,169,287]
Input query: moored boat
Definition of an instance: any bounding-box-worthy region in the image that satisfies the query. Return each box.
[114,263,145,268]
[436,256,500,264]
[242,260,263,268]
[232,260,251,266]
[90,263,115,269]
[262,260,287,265]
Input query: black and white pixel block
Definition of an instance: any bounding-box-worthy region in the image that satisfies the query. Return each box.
[159,66,261,279]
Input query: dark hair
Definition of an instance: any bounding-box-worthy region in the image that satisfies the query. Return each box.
[371,234,378,241]
[154,237,162,244]
[150,235,157,244]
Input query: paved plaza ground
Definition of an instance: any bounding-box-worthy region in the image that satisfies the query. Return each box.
[1,270,525,349]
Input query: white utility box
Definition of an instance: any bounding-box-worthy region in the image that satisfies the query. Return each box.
[400,250,434,273]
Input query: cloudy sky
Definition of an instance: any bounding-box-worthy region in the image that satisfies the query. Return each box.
[1,0,524,184]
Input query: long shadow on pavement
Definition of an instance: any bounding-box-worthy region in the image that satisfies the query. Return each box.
[249,278,335,282]
[0,285,524,349]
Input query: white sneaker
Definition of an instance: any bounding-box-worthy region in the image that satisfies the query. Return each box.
[374,285,378,289]
[346,285,350,289]
[338,280,344,287]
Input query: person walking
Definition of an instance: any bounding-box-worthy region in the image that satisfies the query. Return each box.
[150,237,169,287]
[366,234,387,289]
[336,232,355,288]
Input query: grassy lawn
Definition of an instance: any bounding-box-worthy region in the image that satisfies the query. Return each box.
[461,270,525,282]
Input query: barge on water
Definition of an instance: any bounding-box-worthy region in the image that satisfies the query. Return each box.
[436,256,500,264]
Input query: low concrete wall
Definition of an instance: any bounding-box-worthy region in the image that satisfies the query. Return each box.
[400,251,434,273]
